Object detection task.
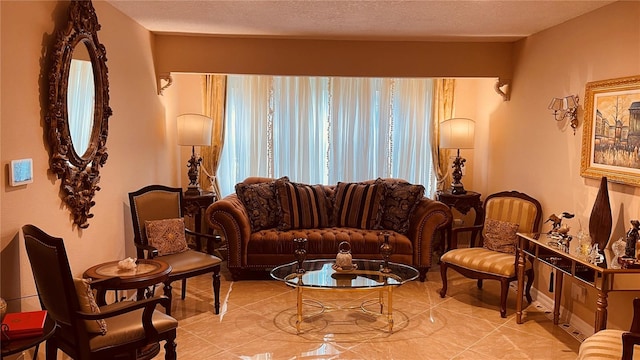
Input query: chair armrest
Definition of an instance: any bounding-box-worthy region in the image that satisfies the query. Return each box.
[78,296,170,320]
[134,242,159,258]
[622,331,640,360]
[185,228,222,254]
[450,224,485,249]
[205,194,252,269]
[407,197,452,269]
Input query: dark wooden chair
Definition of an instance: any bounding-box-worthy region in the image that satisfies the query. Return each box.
[578,298,640,359]
[439,191,542,318]
[129,185,222,315]
[22,224,177,360]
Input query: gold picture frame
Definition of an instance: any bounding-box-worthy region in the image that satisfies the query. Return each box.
[580,75,640,186]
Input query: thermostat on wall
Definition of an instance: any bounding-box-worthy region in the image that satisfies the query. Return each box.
[9,158,33,186]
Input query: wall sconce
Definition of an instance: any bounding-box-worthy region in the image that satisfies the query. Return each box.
[177,114,213,196]
[548,95,579,134]
[439,118,475,195]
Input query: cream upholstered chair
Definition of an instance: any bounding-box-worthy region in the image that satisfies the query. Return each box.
[578,298,640,360]
[129,185,222,316]
[23,224,177,359]
[439,191,542,318]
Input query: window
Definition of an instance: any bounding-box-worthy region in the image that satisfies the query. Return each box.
[218,75,435,196]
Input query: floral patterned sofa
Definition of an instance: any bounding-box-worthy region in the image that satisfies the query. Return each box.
[205,177,452,281]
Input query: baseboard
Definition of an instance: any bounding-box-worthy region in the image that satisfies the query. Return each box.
[509,283,593,341]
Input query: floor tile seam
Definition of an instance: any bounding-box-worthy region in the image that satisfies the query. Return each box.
[176,327,228,354]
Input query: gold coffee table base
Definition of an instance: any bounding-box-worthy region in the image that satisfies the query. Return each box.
[272,260,417,335]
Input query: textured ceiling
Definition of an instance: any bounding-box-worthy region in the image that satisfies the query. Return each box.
[106,0,616,41]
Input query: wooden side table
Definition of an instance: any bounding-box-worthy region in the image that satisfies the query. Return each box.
[436,189,483,250]
[183,191,217,253]
[83,259,171,306]
[1,315,56,360]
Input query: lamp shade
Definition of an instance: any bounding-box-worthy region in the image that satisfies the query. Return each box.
[177,114,213,146]
[440,118,475,149]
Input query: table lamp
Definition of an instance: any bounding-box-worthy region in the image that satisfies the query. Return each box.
[177,114,213,196]
[439,117,475,195]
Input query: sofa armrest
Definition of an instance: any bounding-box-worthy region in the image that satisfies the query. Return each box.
[205,194,251,269]
[408,197,453,272]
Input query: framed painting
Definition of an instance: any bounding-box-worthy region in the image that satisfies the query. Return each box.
[580,75,640,186]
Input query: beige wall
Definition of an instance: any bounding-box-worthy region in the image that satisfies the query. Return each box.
[0,0,176,311]
[476,1,640,332]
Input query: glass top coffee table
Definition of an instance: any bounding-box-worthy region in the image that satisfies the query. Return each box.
[270,259,419,333]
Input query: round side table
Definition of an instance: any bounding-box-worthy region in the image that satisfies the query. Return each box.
[1,315,56,360]
[83,259,171,305]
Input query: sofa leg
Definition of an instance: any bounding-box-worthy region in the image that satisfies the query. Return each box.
[418,267,428,282]
[229,268,242,281]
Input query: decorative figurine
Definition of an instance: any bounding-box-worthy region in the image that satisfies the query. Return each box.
[611,237,627,269]
[545,212,575,234]
[546,212,574,252]
[335,241,354,270]
[294,238,308,274]
[625,220,640,258]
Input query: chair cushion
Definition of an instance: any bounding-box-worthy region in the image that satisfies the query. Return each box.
[158,249,222,275]
[73,278,107,335]
[89,304,177,352]
[377,179,424,234]
[483,218,520,254]
[145,218,189,256]
[276,180,330,230]
[578,329,640,359]
[333,181,384,229]
[236,177,288,231]
[440,248,530,277]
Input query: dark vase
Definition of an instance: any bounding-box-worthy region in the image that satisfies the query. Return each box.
[589,177,612,251]
[380,232,393,273]
[294,238,308,274]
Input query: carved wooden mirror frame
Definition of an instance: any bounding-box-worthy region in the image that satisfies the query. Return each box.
[46,0,111,229]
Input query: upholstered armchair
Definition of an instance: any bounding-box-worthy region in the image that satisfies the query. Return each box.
[129,185,222,315]
[439,191,542,318]
[22,224,178,360]
[578,298,640,360]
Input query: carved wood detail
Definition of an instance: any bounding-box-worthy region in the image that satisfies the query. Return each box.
[45,0,111,229]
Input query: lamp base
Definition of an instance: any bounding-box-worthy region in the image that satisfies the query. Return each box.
[450,184,467,195]
[184,186,202,197]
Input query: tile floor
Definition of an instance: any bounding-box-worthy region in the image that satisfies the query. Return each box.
[152,264,581,360]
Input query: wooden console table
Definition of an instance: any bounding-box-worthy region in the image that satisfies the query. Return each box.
[516,232,640,332]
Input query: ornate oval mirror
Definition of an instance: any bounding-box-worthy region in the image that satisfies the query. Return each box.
[67,41,96,158]
[46,0,111,229]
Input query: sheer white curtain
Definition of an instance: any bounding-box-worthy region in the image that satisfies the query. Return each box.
[218,75,436,196]
[67,59,95,155]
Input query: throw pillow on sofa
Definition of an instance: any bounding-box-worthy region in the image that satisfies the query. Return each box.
[377,180,425,234]
[276,179,330,230]
[333,181,384,229]
[236,177,289,232]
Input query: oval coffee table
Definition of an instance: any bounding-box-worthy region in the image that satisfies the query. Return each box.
[270,259,418,333]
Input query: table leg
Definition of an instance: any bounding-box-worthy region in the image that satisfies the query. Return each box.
[296,284,303,334]
[595,289,608,331]
[553,271,563,325]
[387,286,394,332]
[516,241,526,324]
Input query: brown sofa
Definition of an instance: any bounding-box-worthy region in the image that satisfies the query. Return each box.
[205,177,452,281]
